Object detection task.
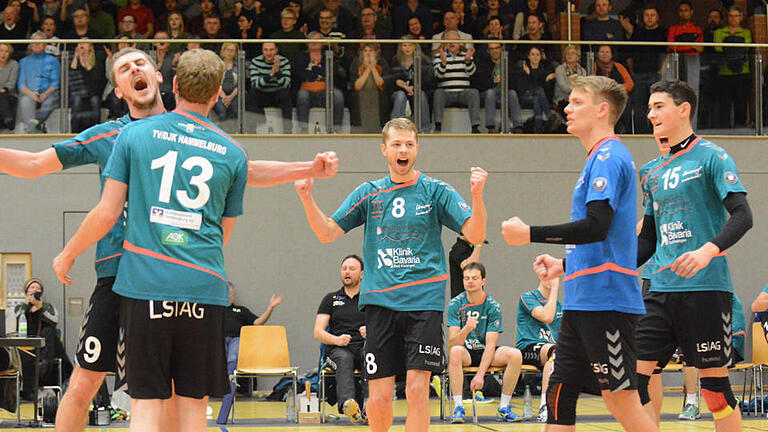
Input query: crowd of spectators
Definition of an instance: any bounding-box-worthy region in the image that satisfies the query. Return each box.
[0,0,758,134]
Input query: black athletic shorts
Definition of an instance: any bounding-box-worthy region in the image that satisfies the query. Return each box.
[76,277,121,373]
[364,305,444,379]
[549,311,639,394]
[521,342,551,368]
[120,297,229,399]
[467,348,491,367]
[636,291,733,369]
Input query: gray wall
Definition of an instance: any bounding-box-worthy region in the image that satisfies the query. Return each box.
[0,134,765,387]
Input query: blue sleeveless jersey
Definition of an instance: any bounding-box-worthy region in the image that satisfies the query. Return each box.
[564,137,644,314]
[53,115,132,278]
[446,291,503,350]
[104,110,249,306]
[515,288,562,350]
[639,137,746,293]
[331,172,472,311]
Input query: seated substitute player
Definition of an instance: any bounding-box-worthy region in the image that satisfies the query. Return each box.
[314,254,367,423]
[501,75,658,432]
[294,117,488,432]
[54,48,248,432]
[447,262,523,423]
[0,45,338,431]
[515,274,562,423]
[636,80,752,431]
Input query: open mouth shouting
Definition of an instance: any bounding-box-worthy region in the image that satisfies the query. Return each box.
[397,157,409,168]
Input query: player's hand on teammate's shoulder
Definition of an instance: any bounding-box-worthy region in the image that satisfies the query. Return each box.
[312,151,339,179]
[295,178,315,199]
[52,252,74,286]
[670,242,719,278]
[501,216,530,245]
[533,254,564,281]
[469,167,488,196]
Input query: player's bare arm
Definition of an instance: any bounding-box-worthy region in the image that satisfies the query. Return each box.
[247,151,338,187]
[501,217,530,245]
[752,292,768,313]
[222,216,237,246]
[53,179,128,285]
[294,178,344,243]
[461,167,488,245]
[0,147,63,178]
[471,331,499,391]
[530,278,560,323]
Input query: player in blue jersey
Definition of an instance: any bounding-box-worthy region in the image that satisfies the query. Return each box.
[515,274,562,423]
[501,76,658,432]
[294,117,488,432]
[635,80,752,431]
[446,262,523,423]
[0,46,338,432]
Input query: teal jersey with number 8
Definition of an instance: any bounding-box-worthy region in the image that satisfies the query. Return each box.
[104,110,249,306]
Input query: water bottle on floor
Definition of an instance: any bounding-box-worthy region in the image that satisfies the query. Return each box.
[286,387,297,422]
[523,384,533,420]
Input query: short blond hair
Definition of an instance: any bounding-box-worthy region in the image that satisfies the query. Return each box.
[281,7,297,19]
[570,75,627,124]
[382,117,418,143]
[109,47,157,88]
[176,48,224,104]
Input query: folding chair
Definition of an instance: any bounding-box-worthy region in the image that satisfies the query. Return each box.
[231,326,299,423]
[746,321,768,416]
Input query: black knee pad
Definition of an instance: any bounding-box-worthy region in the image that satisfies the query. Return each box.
[700,377,738,420]
[637,373,651,405]
[544,345,556,359]
[546,382,578,425]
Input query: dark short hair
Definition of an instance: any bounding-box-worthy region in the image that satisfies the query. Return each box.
[463,262,486,279]
[488,16,501,25]
[649,79,697,119]
[642,4,658,14]
[679,1,693,10]
[342,254,364,271]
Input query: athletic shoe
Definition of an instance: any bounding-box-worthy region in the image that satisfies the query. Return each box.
[538,404,547,423]
[464,391,494,404]
[678,403,701,420]
[496,405,522,422]
[451,406,466,423]
[431,375,442,399]
[343,399,362,423]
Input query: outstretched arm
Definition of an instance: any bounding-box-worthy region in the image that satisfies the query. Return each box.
[461,167,488,245]
[253,294,284,325]
[0,147,63,178]
[294,178,344,243]
[53,179,128,285]
[247,152,338,187]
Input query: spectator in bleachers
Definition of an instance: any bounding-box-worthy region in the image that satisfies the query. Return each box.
[317,8,346,67]
[316,0,355,36]
[406,16,426,39]
[165,10,188,54]
[617,9,635,41]
[512,0,546,40]
[117,13,150,51]
[118,0,154,38]
[87,0,115,39]
[187,0,221,37]
[236,0,270,36]
[581,0,623,42]
[68,40,105,132]
[286,0,310,34]
[13,0,39,35]
[350,43,390,132]
[0,6,26,61]
[201,15,225,52]
[512,45,553,133]
[594,44,633,133]
[0,43,18,131]
[627,4,666,134]
[449,0,476,37]
[713,6,751,129]
[432,11,474,54]
[369,0,392,38]
[16,31,59,134]
[515,13,553,64]
[699,8,723,129]
[40,15,61,58]
[213,42,239,122]
[234,13,261,60]
[476,42,524,133]
[392,0,432,38]
[665,0,702,128]
[350,7,393,62]
[247,42,293,134]
[479,1,508,40]
[156,0,180,35]
[433,30,480,134]
[41,0,60,23]
[390,36,432,132]
[152,31,177,111]
[554,45,585,123]
[270,8,306,63]
[61,7,100,54]
[294,31,345,133]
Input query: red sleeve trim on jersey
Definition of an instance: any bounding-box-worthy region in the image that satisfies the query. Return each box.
[653,250,727,274]
[587,136,618,159]
[563,261,638,282]
[733,330,746,337]
[458,291,487,312]
[366,272,448,294]
[122,240,225,280]
[343,174,420,217]
[640,136,702,187]
[95,252,123,263]
[65,129,120,146]
[173,110,249,160]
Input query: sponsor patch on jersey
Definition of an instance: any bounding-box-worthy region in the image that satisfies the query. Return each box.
[592,177,607,192]
[150,206,202,230]
[161,229,188,246]
[458,201,470,211]
[724,171,738,185]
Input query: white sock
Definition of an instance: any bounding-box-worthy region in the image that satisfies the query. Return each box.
[686,392,698,406]
[500,394,512,408]
[453,395,463,408]
[541,392,547,407]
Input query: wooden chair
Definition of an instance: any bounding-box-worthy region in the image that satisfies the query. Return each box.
[231,326,299,423]
[746,321,768,416]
